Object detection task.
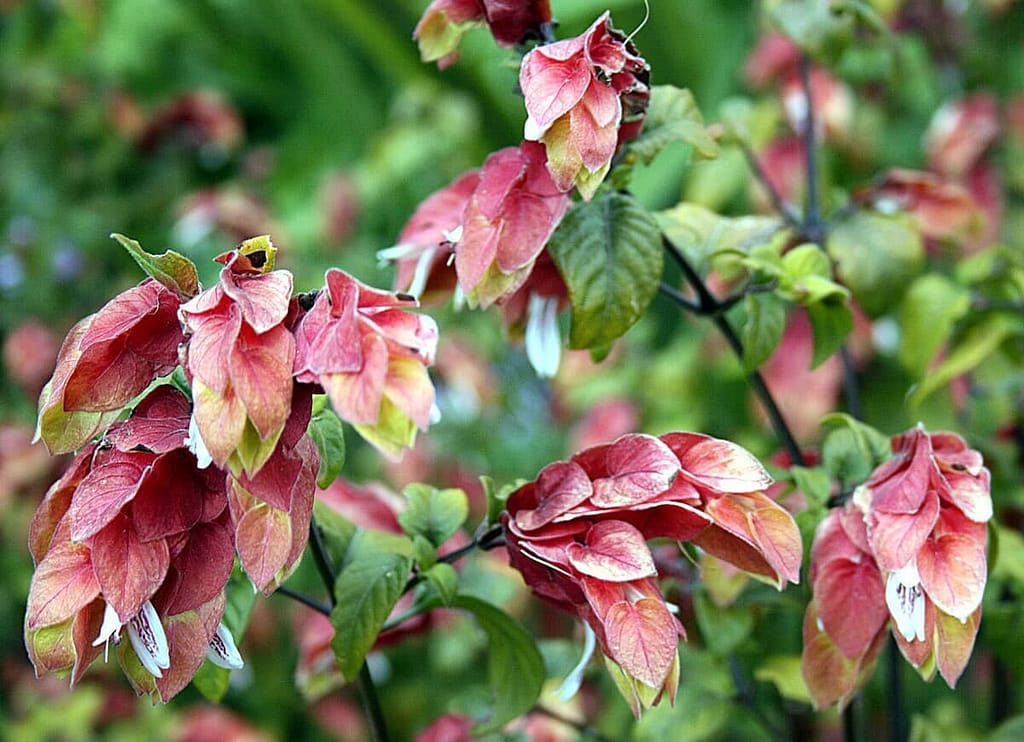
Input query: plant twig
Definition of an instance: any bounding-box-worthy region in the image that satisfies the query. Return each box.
[798,54,825,245]
[307,516,392,742]
[662,235,806,467]
[735,136,802,229]
[275,585,331,616]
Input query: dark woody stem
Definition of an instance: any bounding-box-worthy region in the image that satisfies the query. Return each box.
[306,516,392,742]
[661,235,806,467]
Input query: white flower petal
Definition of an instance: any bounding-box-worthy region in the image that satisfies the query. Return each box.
[185,413,213,469]
[885,561,926,642]
[558,623,597,702]
[127,601,171,679]
[206,622,244,670]
[525,293,561,378]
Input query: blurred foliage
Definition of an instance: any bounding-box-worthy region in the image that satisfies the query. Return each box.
[2,0,1023,740]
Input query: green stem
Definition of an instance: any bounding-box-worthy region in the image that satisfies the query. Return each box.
[307,516,392,742]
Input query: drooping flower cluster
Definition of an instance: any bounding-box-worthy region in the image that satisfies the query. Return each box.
[27,236,438,699]
[26,386,243,701]
[502,432,801,715]
[802,425,992,709]
[390,9,652,378]
[414,0,552,69]
[520,12,651,199]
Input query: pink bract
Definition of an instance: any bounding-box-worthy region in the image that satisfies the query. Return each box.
[503,431,800,713]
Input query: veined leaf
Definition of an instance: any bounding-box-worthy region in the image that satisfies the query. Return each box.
[628,86,719,165]
[398,483,468,548]
[453,595,545,733]
[820,413,891,489]
[548,191,662,351]
[741,293,787,373]
[308,407,346,488]
[111,233,200,299]
[329,529,412,680]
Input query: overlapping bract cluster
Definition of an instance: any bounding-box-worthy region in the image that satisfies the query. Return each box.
[25,387,242,702]
[502,432,801,715]
[36,278,184,454]
[27,237,438,699]
[520,12,650,199]
[179,249,295,475]
[414,0,552,69]
[293,268,439,458]
[803,426,992,709]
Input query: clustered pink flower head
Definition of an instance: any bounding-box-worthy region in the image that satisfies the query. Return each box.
[382,142,569,310]
[179,245,296,476]
[26,235,431,700]
[803,425,992,709]
[502,432,802,715]
[25,386,244,702]
[293,268,439,459]
[520,12,650,200]
[414,0,552,69]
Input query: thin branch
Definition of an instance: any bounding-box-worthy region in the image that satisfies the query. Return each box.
[887,635,908,742]
[307,516,391,742]
[308,518,338,608]
[735,136,802,229]
[275,585,331,616]
[402,523,507,595]
[798,54,825,245]
[839,345,862,421]
[662,235,806,467]
[358,662,390,742]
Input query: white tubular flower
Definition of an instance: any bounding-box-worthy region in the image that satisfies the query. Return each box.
[126,600,171,678]
[525,293,561,378]
[206,622,245,670]
[885,560,927,642]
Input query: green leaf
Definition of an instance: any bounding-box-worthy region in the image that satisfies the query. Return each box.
[312,500,357,568]
[806,298,853,368]
[828,211,924,317]
[741,293,787,372]
[329,529,413,681]
[657,202,783,272]
[778,243,849,306]
[548,191,662,350]
[754,656,811,704]
[694,591,754,655]
[398,483,469,548]
[424,563,458,607]
[452,595,545,733]
[628,86,719,165]
[790,465,833,506]
[308,407,346,488]
[110,233,200,299]
[411,535,437,569]
[820,413,892,489]
[898,275,972,377]
[908,313,1020,410]
[767,0,856,59]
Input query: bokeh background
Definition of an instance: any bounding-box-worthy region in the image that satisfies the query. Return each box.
[2,1,1023,739]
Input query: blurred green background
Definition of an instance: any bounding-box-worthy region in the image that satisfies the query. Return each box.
[2,1,1023,740]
